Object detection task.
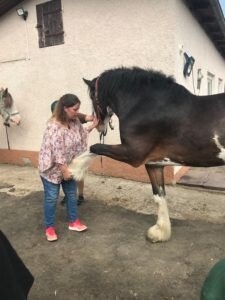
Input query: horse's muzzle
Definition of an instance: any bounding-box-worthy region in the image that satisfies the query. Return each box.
[10,115,21,126]
[6,119,21,127]
[97,123,107,134]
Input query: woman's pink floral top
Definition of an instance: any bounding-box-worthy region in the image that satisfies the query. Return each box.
[39,118,88,183]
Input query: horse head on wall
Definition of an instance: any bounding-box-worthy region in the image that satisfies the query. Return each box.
[0,88,21,126]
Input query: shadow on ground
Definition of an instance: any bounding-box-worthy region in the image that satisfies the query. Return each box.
[1,190,225,300]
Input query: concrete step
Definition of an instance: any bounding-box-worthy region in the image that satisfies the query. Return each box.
[178,166,225,191]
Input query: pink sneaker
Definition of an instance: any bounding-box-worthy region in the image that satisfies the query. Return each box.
[68,219,87,232]
[45,227,58,242]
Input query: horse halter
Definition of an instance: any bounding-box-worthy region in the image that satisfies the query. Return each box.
[93,77,103,121]
[93,77,114,136]
[0,90,20,126]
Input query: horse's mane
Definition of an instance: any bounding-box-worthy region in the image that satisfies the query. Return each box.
[98,67,179,104]
[102,66,175,84]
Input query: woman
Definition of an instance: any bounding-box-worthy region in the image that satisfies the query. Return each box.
[39,94,98,242]
[51,100,92,206]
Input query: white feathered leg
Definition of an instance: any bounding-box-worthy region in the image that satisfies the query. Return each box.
[68,151,98,181]
[147,195,171,242]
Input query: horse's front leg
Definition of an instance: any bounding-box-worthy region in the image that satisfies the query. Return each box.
[90,143,141,166]
[145,164,171,242]
[70,143,140,181]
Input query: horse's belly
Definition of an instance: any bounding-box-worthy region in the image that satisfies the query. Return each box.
[145,142,225,167]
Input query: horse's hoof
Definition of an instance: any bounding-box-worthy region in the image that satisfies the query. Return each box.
[146,233,161,243]
[146,225,171,243]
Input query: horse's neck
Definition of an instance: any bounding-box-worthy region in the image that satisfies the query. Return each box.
[0,90,11,121]
[107,93,135,120]
[0,91,4,117]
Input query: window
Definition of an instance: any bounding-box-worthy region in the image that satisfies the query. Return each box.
[218,78,223,93]
[207,72,214,95]
[36,0,64,48]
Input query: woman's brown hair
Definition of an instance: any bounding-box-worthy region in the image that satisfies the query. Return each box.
[53,94,80,124]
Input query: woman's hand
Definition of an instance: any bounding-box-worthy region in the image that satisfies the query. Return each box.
[59,164,73,180]
[63,169,73,180]
[87,117,99,132]
[85,114,94,122]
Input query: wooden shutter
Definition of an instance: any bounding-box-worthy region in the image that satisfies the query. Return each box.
[36,0,64,48]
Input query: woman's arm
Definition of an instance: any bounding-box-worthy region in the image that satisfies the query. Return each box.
[77,113,94,124]
[87,117,99,132]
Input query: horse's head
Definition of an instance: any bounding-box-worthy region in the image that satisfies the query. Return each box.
[0,88,21,126]
[83,77,113,134]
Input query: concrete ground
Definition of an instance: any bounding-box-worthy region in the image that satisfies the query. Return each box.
[1,164,225,299]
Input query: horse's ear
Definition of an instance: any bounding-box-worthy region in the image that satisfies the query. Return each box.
[83,78,94,88]
[3,88,8,96]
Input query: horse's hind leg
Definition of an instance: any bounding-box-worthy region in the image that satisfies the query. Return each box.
[145,165,171,242]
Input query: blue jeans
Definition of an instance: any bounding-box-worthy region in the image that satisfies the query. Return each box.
[41,176,78,228]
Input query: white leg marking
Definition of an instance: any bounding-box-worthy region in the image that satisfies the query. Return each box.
[147,195,171,242]
[213,134,225,162]
[68,151,98,181]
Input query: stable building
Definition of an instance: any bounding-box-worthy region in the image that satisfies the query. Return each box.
[0,0,225,183]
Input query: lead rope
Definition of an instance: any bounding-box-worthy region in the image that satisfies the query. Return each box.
[91,97,104,175]
[99,131,105,175]
[94,76,114,175]
[5,125,10,150]
[94,76,105,174]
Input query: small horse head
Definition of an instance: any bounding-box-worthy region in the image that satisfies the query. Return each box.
[0,88,21,126]
[83,77,113,134]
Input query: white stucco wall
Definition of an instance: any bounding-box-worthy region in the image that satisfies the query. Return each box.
[174,0,225,94]
[0,0,224,153]
[0,0,176,150]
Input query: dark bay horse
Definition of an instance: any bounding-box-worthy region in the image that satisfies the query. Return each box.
[0,88,21,126]
[72,66,225,242]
